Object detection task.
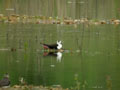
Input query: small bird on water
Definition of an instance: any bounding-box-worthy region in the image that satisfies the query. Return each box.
[41,41,62,50]
[0,73,10,87]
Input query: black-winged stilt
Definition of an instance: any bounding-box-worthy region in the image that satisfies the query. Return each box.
[41,41,62,50]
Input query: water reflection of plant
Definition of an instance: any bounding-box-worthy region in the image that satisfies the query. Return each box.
[24,42,28,52]
[106,75,112,90]
[71,74,88,90]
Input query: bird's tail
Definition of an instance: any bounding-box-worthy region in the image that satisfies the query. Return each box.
[40,42,48,47]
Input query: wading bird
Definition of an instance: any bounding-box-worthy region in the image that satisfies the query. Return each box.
[41,41,62,50]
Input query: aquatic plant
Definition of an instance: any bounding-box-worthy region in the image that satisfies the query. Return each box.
[0,14,120,25]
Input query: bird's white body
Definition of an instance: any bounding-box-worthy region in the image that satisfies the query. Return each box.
[57,41,62,49]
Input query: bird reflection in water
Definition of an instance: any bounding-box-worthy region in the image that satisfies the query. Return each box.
[43,51,62,62]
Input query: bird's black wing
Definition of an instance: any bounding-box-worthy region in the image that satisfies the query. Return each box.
[43,43,58,49]
[48,44,58,49]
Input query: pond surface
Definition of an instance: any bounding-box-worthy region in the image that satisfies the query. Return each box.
[0,23,120,90]
[0,0,120,90]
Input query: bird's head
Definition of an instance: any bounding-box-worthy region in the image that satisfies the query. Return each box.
[57,40,62,45]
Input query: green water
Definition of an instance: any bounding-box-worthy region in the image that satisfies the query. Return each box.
[0,0,120,90]
[0,23,120,90]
